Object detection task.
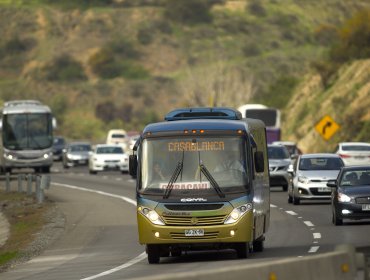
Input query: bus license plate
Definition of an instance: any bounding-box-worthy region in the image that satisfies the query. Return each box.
[185,229,204,237]
[362,204,370,211]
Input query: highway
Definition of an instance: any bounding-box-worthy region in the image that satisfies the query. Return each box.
[1,162,370,280]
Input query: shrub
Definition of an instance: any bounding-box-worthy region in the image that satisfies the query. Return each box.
[329,9,370,63]
[43,54,86,82]
[163,0,213,24]
[248,0,267,17]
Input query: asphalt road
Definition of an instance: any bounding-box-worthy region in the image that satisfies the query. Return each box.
[1,162,370,280]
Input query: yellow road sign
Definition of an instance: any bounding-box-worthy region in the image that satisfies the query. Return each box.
[315,115,340,141]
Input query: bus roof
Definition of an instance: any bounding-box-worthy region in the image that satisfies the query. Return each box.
[143,118,264,135]
[1,100,51,114]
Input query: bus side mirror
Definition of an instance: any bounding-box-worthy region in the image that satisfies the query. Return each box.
[254,151,265,173]
[52,117,57,129]
[129,155,137,178]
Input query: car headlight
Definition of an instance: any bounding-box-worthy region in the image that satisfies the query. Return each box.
[298,176,309,184]
[139,207,165,226]
[338,193,351,203]
[224,203,253,224]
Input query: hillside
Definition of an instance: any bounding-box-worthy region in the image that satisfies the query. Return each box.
[283,59,370,153]
[0,0,369,145]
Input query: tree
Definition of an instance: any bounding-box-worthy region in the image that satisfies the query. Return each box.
[180,61,257,107]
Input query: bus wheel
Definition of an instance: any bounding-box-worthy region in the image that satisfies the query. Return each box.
[42,166,50,173]
[235,242,250,259]
[147,244,160,264]
[170,248,182,257]
[253,238,264,252]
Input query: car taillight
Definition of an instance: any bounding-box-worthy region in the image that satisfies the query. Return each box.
[339,154,351,158]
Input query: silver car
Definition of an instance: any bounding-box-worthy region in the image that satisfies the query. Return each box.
[288,153,344,205]
[268,144,292,191]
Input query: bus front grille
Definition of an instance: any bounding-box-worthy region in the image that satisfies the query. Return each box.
[162,215,226,226]
[170,232,219,239]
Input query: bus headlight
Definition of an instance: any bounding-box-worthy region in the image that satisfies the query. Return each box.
[139,207,165,226]
[224,203,252,224]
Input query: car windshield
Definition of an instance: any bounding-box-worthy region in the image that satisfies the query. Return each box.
[340,170,370,186]
[70,144,90,152]
[139,136,250,196]
[97,146,123,154]
[299,157,343,170]
[342,145,370,151]
[268,146,290,159]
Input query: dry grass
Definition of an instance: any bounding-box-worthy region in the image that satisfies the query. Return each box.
[0,190,51,269]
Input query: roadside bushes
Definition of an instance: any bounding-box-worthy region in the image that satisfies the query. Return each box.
[88,39,149,80]
[313,9,370,87]
[163,0,224,24]
[41,54,87,82]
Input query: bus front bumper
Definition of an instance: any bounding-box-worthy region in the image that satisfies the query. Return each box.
[137,211,254,245]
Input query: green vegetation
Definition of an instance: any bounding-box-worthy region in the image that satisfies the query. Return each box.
[0,1,369,144]
[0,191,51,270]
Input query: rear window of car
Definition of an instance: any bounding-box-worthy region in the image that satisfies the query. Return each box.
[299,157,343,170]
[342,145,370,151]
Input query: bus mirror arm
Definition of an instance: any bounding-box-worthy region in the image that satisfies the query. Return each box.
[129,155,138,178]
[254,151,265,173]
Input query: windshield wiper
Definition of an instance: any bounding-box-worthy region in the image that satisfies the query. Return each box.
[163,161,183,199]
[199,164,225,198]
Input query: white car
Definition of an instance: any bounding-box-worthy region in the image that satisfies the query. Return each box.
[334,142,370,166]
[89,144,129,174]
[288,153,344,205]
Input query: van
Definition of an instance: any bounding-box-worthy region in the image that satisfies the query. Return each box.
[106,129,128,151]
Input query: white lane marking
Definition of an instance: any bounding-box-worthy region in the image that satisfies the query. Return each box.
[52,182,136,206]
[81,252,147,280]
[285,210,298,216]
[308,246,320,253]
[313,232,321,239]
[115,178,122,181]
[304,221,314,227]
[270,204,277,208]
[52,182,145,279]
[29,254,80,263]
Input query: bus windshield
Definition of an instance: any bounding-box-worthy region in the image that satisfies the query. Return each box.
[3,113,53,150]
[140,136,249,196]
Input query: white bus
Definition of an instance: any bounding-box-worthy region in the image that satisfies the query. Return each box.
[0,100,56,174]
[237,104,281,144]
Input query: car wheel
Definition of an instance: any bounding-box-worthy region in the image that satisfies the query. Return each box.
[147,244,160,264]
[288,195,293,203]
[282,185,288,192]
[332,211,343,226]
[293,194,300,205]
[89,170,97,175]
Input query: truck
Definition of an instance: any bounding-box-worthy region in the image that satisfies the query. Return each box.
[129,107,270,264]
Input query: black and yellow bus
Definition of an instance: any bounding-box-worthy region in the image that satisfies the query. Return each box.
[129,107,270,264]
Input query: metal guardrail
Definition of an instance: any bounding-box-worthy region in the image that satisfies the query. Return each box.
[3,173,51,203]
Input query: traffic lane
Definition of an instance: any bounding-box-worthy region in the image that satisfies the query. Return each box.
[1,185,143,280]
[51,164,136,201]
[270,189,370,253]
[103,202,315,280]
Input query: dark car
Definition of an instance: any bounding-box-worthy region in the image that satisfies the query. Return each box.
[52,136,66,161]
[62,142,92,168]
[327,165,370,225]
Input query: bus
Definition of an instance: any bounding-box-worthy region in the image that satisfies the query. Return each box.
[0,100,55,174]
[237,104,281,144]
[129,107,270,264]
